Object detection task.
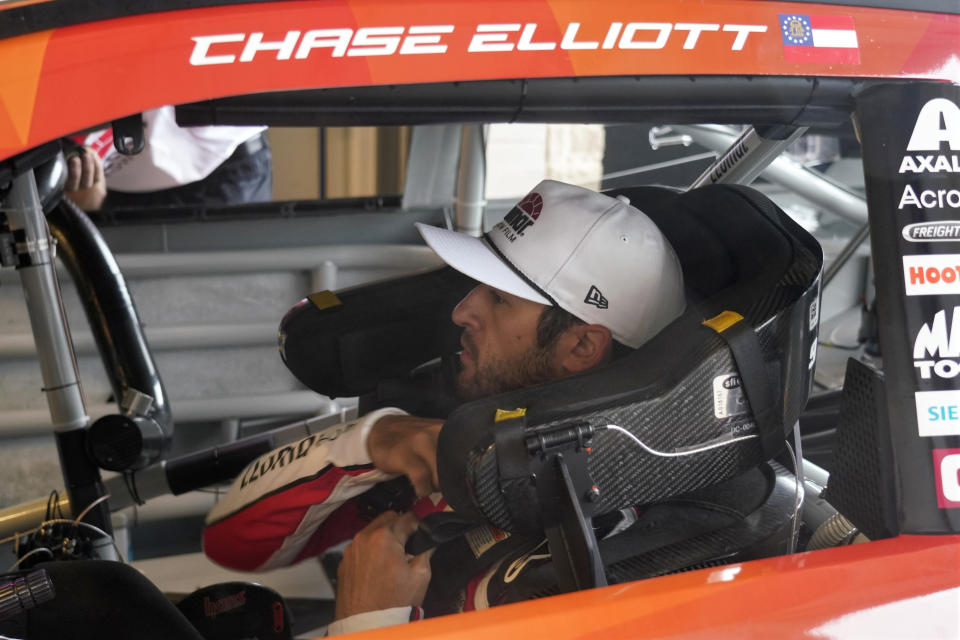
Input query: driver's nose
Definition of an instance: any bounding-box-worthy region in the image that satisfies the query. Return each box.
[451,285,485,330]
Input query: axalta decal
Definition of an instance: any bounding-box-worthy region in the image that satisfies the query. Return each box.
[188,22,771,66]
[898,99,960,175]
[932,448,960,509]
[896,98,960,212]
[913,306,960,381]
[904,256,960,295]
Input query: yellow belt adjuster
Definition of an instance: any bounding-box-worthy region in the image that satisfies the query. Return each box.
[703,310,744,333]
[308,290,342,311]
[495,408,527,423]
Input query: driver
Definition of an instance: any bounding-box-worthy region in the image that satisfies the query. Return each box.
[203,179,686,634]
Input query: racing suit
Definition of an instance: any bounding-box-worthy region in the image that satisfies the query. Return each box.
[203,407,557,635]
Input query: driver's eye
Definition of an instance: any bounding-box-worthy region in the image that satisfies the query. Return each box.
[489,289,505,304]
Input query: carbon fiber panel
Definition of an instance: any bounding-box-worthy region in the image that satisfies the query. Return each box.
[605,461,796,583]
[471,347,764,530]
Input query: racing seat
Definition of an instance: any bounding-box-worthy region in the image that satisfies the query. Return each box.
[279,183,822,593]
[433,183,821,590]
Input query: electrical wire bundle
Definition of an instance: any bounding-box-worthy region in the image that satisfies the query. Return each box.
[2,492,121,571]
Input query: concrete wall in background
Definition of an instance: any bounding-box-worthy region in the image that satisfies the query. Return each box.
[268,128,321,201]
[267,126,411,201]
[485,124,605,199]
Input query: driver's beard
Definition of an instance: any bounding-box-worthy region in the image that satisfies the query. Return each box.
[455,344,559,401]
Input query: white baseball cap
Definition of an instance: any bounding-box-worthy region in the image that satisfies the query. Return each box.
[416,180,686,348]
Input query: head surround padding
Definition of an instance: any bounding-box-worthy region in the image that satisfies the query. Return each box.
[278,266,474,399]
[437,184,822,533]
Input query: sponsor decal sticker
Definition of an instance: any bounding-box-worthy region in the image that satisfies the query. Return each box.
[808,285,820,370]
[239,422,352,489]
[496,191,542,242]
[899,155,960,174]
[903,255,960,295]
[708,138,749,183]
[902,221,960,242]
[204,590,246,618]
[932,448,960,508]
[906,99,960,153]
[465,524,509,559]
[712,373,749,419]
[913,306,960,380]
[897,185,960,210]
[779,14,859,64]
[915,390,960,437]
[899,98,960,176]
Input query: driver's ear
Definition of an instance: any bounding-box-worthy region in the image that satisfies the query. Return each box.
[556,324,613,374]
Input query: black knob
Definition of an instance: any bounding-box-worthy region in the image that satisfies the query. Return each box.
[88,414,143,471]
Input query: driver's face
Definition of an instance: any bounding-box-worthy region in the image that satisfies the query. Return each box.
[450,284,560,400]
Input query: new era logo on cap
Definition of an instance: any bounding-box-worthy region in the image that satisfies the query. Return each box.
[584,285,608,309]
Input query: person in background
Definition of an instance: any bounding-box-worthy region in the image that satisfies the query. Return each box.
[65,106,271,210]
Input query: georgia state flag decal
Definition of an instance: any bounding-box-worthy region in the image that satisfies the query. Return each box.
[780,14,859,65]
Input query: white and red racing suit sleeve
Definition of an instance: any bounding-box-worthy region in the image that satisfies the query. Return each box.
[203,407,407,571]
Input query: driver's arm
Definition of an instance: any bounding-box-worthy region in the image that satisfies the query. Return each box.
[202,409,443,571]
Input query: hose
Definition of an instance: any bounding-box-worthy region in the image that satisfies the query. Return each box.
[806,512,859,550]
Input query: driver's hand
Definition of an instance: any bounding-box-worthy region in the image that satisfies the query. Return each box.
[367,415,443,497]
[65,148,106,211]
[334,511,434,620]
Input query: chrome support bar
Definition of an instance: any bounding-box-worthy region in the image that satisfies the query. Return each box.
[4,172,88,432]
[454,124,486,237]
[823,223,871,288]
[676,124,868,225]
[690,125,807,188]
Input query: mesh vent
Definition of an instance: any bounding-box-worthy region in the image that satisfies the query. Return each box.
[822,359,899,540]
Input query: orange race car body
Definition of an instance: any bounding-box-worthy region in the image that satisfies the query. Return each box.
[0,1,958,637]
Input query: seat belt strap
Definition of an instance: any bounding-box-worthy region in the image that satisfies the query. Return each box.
[703,311,783,460]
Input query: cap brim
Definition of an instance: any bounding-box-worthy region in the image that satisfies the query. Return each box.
[415,222,550,306]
